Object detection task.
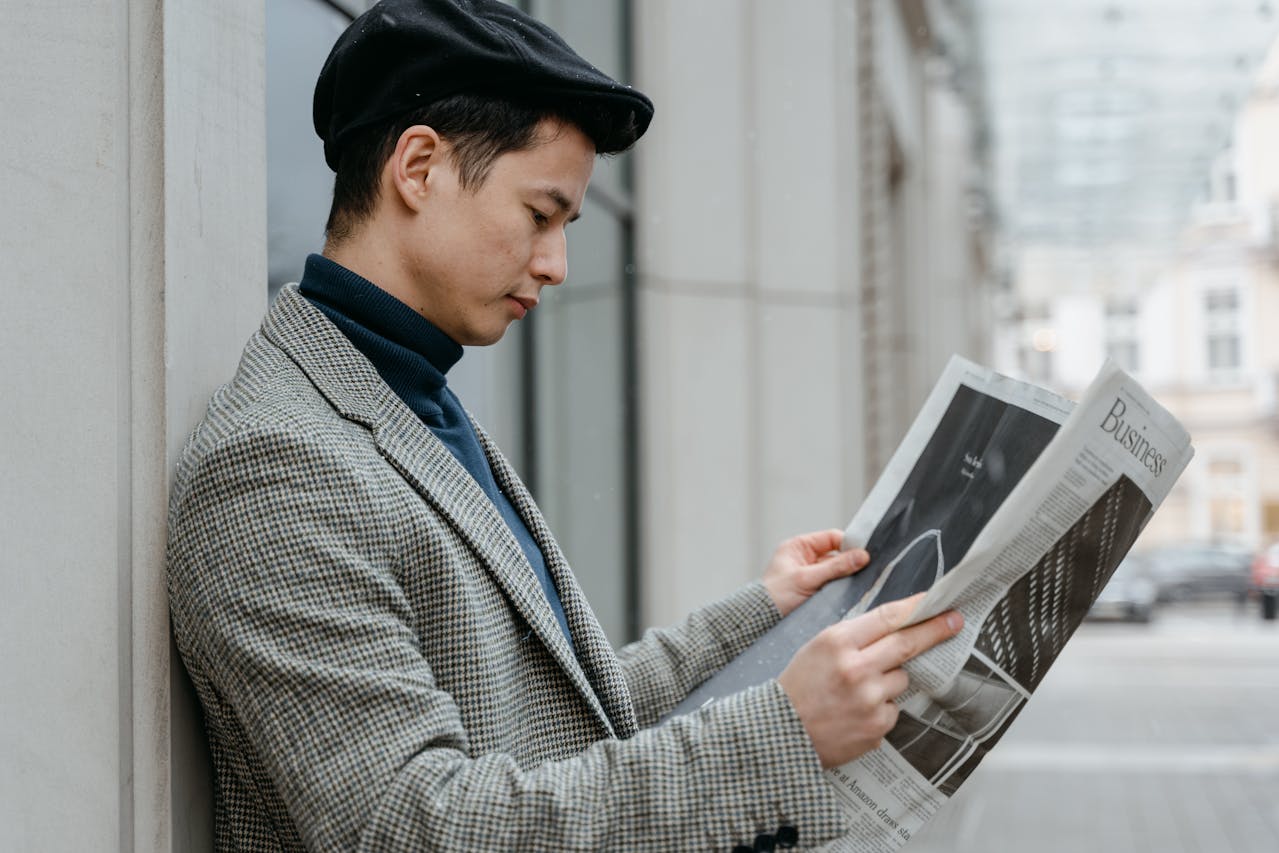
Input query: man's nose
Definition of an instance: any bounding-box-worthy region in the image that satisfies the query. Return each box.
[531,230,568,285]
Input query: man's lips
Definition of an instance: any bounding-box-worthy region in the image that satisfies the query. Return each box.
[507,295,538,319]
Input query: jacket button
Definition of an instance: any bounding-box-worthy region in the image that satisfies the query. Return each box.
[753,833,776,852]
[776,825,799,848]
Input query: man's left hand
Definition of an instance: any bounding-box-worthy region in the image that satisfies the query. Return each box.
[762,529,870,617]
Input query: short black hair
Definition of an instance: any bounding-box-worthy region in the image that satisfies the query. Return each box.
[325,93,638,244]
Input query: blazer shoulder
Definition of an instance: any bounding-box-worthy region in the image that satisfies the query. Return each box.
[175,329,382,494]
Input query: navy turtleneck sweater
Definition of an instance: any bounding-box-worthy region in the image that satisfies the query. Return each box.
[298,253,574,651]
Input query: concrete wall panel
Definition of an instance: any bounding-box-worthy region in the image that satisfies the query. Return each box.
[639,288,754,628]
[753,2,842,297]
[0,1,265,850]
[634,0,751,287]
[757,302,846,549]
[1,1,130,848]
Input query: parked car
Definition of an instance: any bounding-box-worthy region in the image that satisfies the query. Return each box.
[1087,554,1157,623]
[1252,542,1279,620]
[1142,544,1253,604]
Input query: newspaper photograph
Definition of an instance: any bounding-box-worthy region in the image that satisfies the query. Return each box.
[663,356,1193,852]
[836,358,1075,619]
[667,357,1075,715]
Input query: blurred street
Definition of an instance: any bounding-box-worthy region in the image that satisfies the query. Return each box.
[909,600,1279,852]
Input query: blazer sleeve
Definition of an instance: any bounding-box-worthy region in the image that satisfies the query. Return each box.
[616,583,784,728]
[167,422,848,853]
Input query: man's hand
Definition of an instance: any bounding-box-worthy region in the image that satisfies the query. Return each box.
[777,593,962,769]
[762,529,870,617]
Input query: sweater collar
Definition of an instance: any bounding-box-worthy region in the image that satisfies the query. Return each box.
[298,253,463,390]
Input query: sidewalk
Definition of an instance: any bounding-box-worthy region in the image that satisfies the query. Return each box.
[906,603,1279,852]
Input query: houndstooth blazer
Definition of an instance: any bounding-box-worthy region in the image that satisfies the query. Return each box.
[166,285,847,852]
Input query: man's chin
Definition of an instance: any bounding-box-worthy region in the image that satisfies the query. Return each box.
[464,323,513,348]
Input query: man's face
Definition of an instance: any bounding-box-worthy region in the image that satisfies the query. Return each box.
[398,119,595,346]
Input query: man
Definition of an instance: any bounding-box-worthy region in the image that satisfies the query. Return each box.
[166,1,962,850]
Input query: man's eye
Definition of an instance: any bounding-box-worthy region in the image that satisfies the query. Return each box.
[531,209,550,226]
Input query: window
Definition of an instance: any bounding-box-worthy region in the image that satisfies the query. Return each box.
[1104,299,1140,373]
[519,0,640,645]
[1204,451,1250,541]
[1264,500,1279,538]
[1203,287,1242,375]
[1209,496,1247,536]
[266,0,353,298]
[1207,335,1241,371]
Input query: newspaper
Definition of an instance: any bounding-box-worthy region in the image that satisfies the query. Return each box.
[665,356,1193,851]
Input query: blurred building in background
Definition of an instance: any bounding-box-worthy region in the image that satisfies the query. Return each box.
[991,29,1279,552]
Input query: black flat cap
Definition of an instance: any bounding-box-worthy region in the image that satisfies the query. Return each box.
[313,0,654,171]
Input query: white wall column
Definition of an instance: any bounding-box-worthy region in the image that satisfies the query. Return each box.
[0,1,265,850]
[632,0,866,628]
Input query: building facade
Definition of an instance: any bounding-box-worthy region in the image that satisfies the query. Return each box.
[995,41,1279,552]
[0,1,992,849]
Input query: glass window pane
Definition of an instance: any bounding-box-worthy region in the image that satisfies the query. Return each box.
[533,282,628,644]
[1207,334,1241,370]
[266,0,352,297]
[524,0,636,644]
[531,0,630,198]
[1205,289,1239,313]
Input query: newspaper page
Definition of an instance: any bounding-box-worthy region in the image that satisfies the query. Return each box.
[667,357,1076,715]
[819,359,1191,851]
[661,356,1193,852]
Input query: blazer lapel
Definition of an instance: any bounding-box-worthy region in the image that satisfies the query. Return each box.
[374,412,619,738]
[262,286,615,736]
[475,425,639,740]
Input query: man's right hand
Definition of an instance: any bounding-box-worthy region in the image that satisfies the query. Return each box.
[777,593,963,768]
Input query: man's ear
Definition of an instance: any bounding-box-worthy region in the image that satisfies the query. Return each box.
[386,124,445,212]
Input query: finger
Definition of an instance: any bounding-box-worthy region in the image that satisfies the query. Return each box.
[791,528,844,559]
[874,701,900,736]
[881,667,910,700]
[839,593,929,649]
[804,547,870,586]
[864,609,964,672]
